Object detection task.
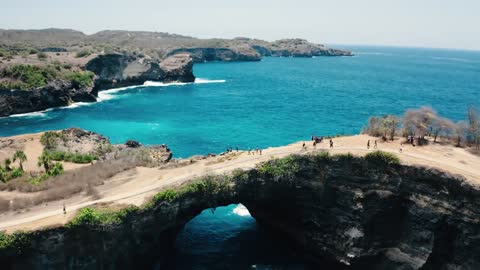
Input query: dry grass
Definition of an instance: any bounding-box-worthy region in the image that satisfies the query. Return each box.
[0,158,139,213]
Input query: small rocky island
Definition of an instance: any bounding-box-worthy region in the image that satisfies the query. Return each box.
[0,29,352,117]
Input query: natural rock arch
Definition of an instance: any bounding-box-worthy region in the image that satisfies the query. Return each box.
[1,154,480,270]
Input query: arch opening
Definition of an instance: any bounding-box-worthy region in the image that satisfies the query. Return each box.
[163,204,312,270]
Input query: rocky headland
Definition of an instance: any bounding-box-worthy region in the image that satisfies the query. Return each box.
[0,29,353,116]
[0,53,195,117]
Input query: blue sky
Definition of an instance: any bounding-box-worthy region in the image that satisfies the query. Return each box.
[2,0,479,50]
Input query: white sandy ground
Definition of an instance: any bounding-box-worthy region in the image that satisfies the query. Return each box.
[1,134,479,233]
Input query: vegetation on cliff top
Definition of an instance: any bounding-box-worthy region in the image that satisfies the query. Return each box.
[0,64,94,90]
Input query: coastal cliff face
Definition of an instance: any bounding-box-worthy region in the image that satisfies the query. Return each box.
[0,80,95,117]
[1,154,479,270]
[166,47,261,62]
[165,39,352,62]
[0,54,195,117]
[85,53,195,90]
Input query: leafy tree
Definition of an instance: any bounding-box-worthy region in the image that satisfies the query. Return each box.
[37,152,53,172]
[12,150,27,171]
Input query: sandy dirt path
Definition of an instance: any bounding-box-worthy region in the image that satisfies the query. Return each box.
[1,135,479,233]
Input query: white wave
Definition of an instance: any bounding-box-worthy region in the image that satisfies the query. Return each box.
[3,78,226,119]
[432,56,472,63]
[97,85,139,102]
[355,52,392,56]
[233,204,251,217]
[8,111,47,118]
[195,78,226,84]
[143,78,226,87]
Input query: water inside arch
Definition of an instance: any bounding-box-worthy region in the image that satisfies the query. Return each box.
[165,204,312,270]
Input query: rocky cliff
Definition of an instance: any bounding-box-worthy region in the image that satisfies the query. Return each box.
[1,154,479,270]
[0,80,96,117]
[85,53,195,90]
[166,47,261,62]
[0,54,195,117]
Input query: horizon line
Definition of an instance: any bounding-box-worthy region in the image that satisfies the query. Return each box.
[1,27,480,53]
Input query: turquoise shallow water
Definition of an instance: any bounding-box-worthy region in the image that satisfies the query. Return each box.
[1,46,479,158]
[1,46,480,269]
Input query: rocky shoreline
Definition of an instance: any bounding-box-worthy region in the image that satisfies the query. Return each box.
[0,29,353,117]
[0,53,195,117]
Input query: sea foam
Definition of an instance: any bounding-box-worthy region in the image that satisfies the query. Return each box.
[233,204,251,217]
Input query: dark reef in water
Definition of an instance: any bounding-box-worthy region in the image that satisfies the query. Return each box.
[1,154,479,270]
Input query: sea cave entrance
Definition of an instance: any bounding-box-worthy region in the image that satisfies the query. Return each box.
[163,204,311,270]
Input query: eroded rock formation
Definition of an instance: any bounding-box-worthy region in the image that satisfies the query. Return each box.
[2,154,478,269]
[85,53,195,90]
[0,80,96,117]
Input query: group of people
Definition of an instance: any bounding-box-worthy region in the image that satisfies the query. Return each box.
[308,136,334,149]
[248,147,262,155]
[367,140,378,149]
[225,146,239,153]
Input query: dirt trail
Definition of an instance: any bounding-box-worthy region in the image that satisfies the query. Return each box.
[1,135,479,233]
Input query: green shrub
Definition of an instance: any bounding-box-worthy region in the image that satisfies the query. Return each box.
[40,131,64,149]
[28,173,50,185]
[68,206,137,227]
[75,50,91,58]
[257,156,300,177]
[48,162,64,176]
[37,52,47,59]
[153,189,179,202]
[0,64,57,90]
[0,231,31,254]
[9,168,24,178]
[365,151,400,167]
[65,71,94,88]
[47,150,96,164]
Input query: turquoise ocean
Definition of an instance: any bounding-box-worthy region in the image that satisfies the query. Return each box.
[1,46,480,269]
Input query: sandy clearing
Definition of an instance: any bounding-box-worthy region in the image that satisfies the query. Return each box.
[0,134,479,233]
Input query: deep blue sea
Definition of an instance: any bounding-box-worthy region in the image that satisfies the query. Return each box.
[1,46,480,269]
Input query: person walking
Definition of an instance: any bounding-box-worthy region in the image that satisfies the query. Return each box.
[63,203,67,215]
[374,140,377,149]
[367,140,370,149]
[329,139,333,148]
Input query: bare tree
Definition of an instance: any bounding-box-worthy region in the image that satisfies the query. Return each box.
[363,115,400,140]
[383,115,400,141]
[431,116,455,143]
[403,106,437,140]
[454,121,468,147]
[467,105,480,149]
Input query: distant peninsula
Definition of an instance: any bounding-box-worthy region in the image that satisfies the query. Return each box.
[0,28,353,117]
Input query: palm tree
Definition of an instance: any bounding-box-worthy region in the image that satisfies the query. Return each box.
[37,153,52,173]
[4,158,12,171]
[13,150,27,171]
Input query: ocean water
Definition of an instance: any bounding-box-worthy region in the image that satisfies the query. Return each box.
[1,46,479,158]
[1,46,480,269]
[168,204,310,270]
